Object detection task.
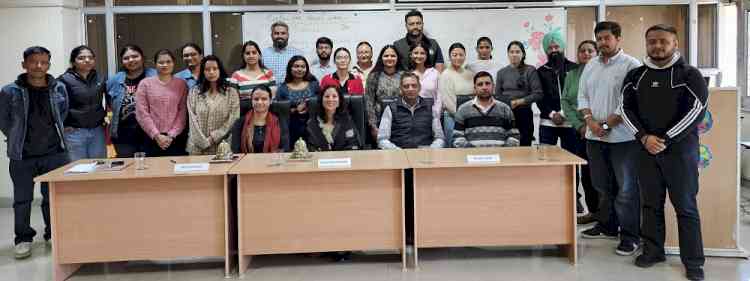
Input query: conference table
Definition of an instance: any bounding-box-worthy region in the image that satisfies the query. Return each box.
[405,147,586,267]
[36,155,241,281]
[228,150,410,276]
[36,146,585,280]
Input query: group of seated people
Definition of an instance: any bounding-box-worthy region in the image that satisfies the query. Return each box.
[228,69,518,154]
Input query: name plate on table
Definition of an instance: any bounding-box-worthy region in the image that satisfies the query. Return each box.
[174,163,210,174]
[318,158,352,169]
[466,154,500,164]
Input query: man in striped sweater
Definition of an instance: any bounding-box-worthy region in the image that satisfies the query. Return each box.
[621,24,707,281]
[452,71,520,148]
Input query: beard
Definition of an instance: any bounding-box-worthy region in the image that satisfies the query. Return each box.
[478,93,492,101]
[318,53,330,62]
[273,38,288,49]
[547,51,565,69]
[649,50,675,62]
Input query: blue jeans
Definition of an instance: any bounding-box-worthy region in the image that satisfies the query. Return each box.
[586,140,640,243]
[64,126,107,161]
[443,112,454,148]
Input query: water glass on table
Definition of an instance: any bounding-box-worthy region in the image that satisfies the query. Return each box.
[134,152,147,170]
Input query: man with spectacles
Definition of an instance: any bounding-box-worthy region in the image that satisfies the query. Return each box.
[176,43,204,90]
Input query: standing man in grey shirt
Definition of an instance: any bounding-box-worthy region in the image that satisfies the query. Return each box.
[577,21,642,257]
[393,10,445,72]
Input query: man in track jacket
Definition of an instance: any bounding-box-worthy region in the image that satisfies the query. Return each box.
[621,24,707,281]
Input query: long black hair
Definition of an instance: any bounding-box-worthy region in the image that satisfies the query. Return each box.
[284,55,315,84]
[317,85,348,123]
[408,42,434,70]
[371,45,404,74]
[370,45,405,84]
[69,45,95,71]
[507,41,528,69]
[118,44,144,72]
[198,55,230,94]
[153,49,176,64]
[238,40,267,71]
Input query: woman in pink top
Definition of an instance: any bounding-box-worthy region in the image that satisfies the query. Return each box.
[409,42,442,117]
[136,49,188,157]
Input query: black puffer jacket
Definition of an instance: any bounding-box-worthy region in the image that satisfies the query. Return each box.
[58,69,107,128]
[305,113,361,151]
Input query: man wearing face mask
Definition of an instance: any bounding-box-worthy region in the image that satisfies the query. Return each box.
[310,37,334,81]
[537,31,578,154]
[621,24,707,281]
[394,10,445,72]
[262,21,304,83]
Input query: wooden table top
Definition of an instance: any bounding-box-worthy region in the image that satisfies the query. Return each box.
[36,155,244,182]
[36,147,586,182]
[229,149,410,175]
[405,146,586,169]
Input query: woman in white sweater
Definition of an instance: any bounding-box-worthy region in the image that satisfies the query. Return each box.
[438,42,475,146]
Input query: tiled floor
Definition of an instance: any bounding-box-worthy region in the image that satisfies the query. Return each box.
[1,188,749,281]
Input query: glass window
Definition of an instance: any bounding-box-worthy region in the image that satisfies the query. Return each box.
[566,7,596,62]
[86,15,109,74]
[211,13,244,72]
[211,0,295,4]
[114,0,201,6]
[115,13,203,71]
[85,0,105,6]
[698,4,717,68]
[607,5,688,62]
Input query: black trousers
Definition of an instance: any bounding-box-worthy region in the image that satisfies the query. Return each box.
[112,126,147,158]
[513,107,534,146]
[144,131,188,157]
[574,132,598,214]
[10,152,69,245]
[638,137,704,268]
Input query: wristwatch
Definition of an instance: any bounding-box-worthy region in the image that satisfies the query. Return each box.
[601,121,610,131]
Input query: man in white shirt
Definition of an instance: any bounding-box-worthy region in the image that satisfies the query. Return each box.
[577,21,642,257]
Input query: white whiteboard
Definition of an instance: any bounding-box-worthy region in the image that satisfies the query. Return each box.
[243,8,566,68]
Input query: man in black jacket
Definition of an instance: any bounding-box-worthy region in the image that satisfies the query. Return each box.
[537,31,578,152]
[621,24,707,281]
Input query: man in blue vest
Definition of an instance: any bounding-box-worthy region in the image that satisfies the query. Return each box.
[377,72,444,149]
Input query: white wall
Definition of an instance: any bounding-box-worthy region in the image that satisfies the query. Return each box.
[0,1,82,201]
[718,4,738,88]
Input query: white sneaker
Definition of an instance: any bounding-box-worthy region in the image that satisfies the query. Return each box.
[14,242,32,259]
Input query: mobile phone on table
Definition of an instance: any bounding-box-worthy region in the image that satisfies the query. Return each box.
[109,160,125,168]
